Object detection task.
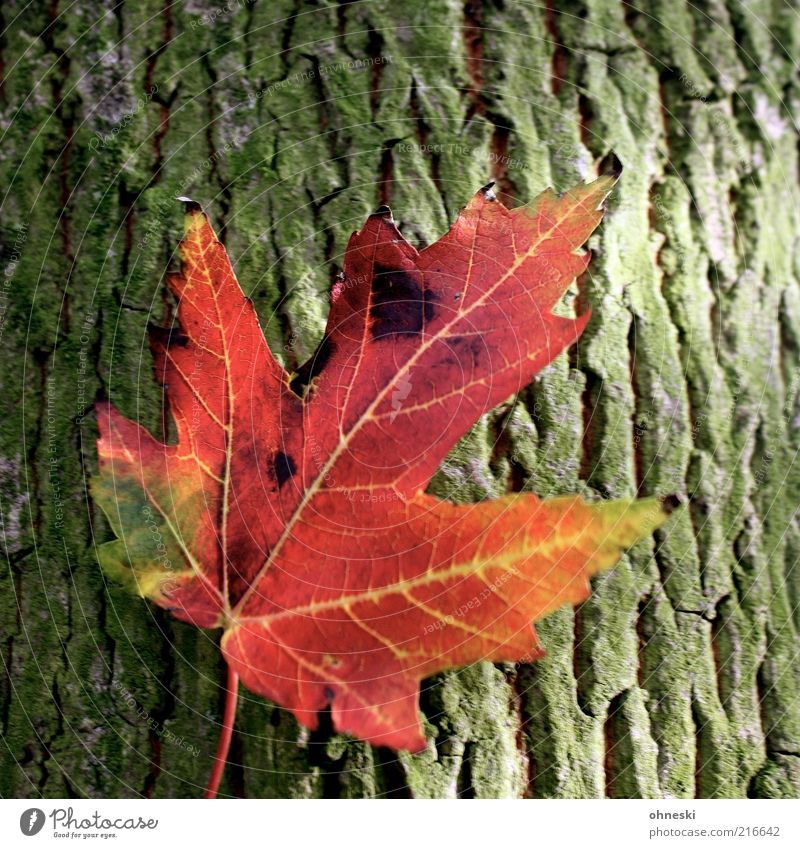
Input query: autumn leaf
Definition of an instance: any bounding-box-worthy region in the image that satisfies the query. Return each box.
[92,164,673,792]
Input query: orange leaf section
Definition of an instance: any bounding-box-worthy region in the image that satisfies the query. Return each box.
[93,168,672,751]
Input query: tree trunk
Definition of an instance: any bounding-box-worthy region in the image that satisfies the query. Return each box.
[2,0,799,799]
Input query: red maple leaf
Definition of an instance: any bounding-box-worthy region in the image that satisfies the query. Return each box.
[92,166,672,796]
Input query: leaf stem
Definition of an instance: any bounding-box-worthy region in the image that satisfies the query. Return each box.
[204,662,239,799]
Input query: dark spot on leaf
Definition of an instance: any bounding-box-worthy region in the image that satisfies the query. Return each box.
[450,335,484,366]
[290,335,337,396]
[225,534,255,577]
[149,323,191,348]
[273,451,296,487]
[323,686,335,702]
[370,264,436,339]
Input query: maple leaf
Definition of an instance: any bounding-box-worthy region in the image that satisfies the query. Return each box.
[92,167,674,793]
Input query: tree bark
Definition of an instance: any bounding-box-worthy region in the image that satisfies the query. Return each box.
[1,0,799,798]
